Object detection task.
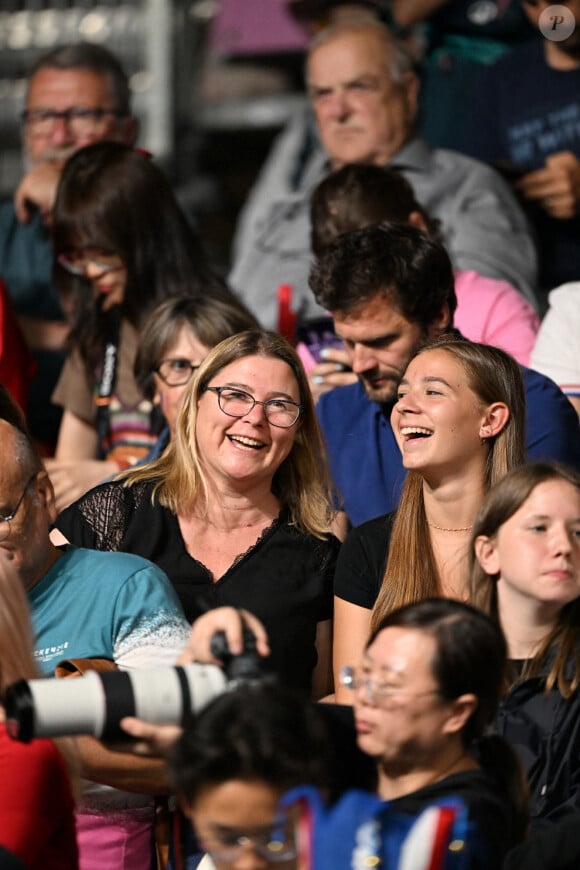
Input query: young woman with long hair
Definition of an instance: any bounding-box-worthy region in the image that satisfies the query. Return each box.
[333,336,526,702]
[470,461,580,825]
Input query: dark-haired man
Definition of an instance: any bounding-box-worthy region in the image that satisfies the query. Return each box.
[310,223,580,527]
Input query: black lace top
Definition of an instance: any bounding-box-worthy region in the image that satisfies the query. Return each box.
[56,480,339,693]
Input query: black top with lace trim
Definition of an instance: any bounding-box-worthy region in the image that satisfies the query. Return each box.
[56,479,339,693]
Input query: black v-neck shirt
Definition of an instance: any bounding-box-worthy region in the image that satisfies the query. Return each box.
[57,479,339,693]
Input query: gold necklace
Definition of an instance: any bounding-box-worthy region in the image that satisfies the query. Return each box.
[428,522,473,532]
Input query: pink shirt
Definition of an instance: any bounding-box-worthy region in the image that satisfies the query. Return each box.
[453,270,539,365]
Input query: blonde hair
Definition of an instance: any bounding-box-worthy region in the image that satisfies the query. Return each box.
[121,330,336,539]
[470,462,580,698]
[371,338,526,632]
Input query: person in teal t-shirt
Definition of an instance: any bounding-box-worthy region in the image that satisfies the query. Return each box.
[0,385,190,870]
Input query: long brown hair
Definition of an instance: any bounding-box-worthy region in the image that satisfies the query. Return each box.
[470,462,580,698]
[121,330,336,539]
[371,338,526,632]
[52,142,229,374]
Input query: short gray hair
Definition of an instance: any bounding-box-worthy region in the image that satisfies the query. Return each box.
[307,20,415,85]
[27,41,132,115]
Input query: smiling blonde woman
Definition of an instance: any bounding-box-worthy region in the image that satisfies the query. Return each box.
[56,330,339,699]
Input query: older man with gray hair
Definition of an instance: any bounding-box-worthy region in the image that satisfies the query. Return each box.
[229,20,539,329]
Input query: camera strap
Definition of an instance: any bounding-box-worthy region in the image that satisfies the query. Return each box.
[94,316,120,460]
[54,657,118,678]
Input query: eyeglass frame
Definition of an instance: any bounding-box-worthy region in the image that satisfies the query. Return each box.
[204,386,304,428]
[21,106,126,136]
[57,252,124,279]
[154,358,201,387]
[339,665,441,707]
[197,817,297,863]
[0,473,37,543]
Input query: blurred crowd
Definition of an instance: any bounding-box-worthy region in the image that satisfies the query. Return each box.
[0,2,580,869]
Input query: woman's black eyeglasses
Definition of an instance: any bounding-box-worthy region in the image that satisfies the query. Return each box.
[154,359,200,387]
[205,386,303,428]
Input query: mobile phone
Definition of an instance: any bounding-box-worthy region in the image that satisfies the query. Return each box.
[295,316,348,365]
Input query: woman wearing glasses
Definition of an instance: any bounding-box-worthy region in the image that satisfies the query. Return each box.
[169,683,335,870]
[133,296,257,463]
[341,598,528,868]
[56,330,339,697]
[45,141,247,511]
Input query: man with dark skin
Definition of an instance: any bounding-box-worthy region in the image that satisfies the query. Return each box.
[0,387,189,866]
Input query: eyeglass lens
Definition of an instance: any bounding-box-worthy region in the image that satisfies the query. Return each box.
[209,387,301,428]
[23,108,118,137]
[0,475,34,543]
[203,824,296,862]
[156,359,198,386]
[58,253,121,278]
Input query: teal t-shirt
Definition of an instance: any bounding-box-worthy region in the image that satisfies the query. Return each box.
[28,546,190,676]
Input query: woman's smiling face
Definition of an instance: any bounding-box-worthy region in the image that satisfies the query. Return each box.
[85,252,126,311]
[391,349,496,477]
[196,355,302,490]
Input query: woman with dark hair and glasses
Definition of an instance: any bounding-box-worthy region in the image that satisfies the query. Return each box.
[55,330,340,698]
[340,597,529,868]
[133,295,258,462]
[46,141,247,512]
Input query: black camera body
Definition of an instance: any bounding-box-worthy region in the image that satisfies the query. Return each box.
[210,627,269,685]
[4,628,271,743]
